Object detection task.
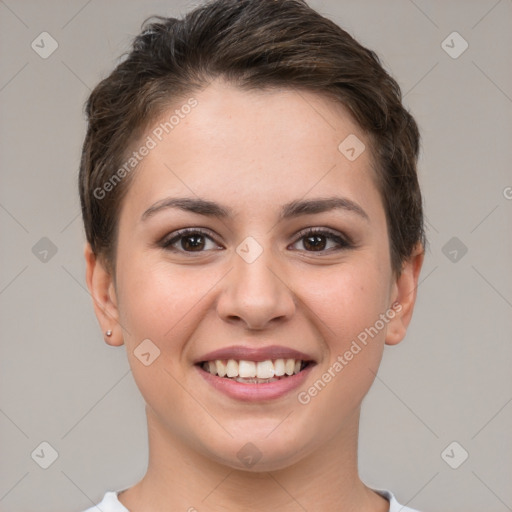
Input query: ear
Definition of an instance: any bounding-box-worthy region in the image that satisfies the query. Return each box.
[385,243,425,346]
[84,243,123,347]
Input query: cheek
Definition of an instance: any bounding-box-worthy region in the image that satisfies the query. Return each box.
[113,259,208,416]
[296,290,387,423]
[296,261,391,387]
[114,254,207,351]
[295,260,392,345]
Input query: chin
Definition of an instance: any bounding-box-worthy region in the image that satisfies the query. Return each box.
[203,429,312,473]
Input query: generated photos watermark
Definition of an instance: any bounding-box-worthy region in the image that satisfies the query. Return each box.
[297,302,402,405]
[93,97,198,200]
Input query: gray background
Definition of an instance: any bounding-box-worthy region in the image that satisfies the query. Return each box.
[0,0,511,511]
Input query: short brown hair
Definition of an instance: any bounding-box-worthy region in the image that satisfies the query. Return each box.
[79,0,425,274]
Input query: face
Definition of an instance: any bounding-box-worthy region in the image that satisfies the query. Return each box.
[87,78,422,472]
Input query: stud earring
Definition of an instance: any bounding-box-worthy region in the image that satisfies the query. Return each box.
[105,330,113,337]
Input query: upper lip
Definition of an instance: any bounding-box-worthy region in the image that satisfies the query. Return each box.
[195,345,316,364]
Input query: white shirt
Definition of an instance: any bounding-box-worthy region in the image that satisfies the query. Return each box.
[81,488,421,511]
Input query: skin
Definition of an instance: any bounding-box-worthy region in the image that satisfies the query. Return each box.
[85,78,424,512]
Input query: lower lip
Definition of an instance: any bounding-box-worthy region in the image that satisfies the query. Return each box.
[195,364,315,402]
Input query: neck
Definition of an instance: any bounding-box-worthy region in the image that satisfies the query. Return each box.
[118,406,388,512]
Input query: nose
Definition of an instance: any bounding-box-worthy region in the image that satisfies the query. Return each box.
[216,244,296,330]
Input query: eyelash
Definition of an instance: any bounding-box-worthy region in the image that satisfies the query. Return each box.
[160,227,352,255]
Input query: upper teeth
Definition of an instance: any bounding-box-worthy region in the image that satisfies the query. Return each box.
[203,359,303,378]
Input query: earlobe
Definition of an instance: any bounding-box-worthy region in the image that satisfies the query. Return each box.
[84,243,123,347]
[385,244,425,346]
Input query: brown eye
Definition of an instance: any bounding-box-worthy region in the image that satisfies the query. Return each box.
[302,233,327,251]
[161,228,221,253]
[291,228,351,253]
[180,233,206,251]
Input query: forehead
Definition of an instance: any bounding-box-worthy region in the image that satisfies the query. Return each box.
[120,79,383,224]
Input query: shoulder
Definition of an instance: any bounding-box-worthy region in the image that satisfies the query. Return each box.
[80,491,129,512]
[373,488,423,512]
[82,488,421,512]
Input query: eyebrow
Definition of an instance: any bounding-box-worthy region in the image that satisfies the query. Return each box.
[141,196,369,222]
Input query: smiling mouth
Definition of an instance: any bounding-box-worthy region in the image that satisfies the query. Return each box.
[197,358,314,384]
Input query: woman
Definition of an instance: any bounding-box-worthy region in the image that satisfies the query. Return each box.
[79,0,425,510]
